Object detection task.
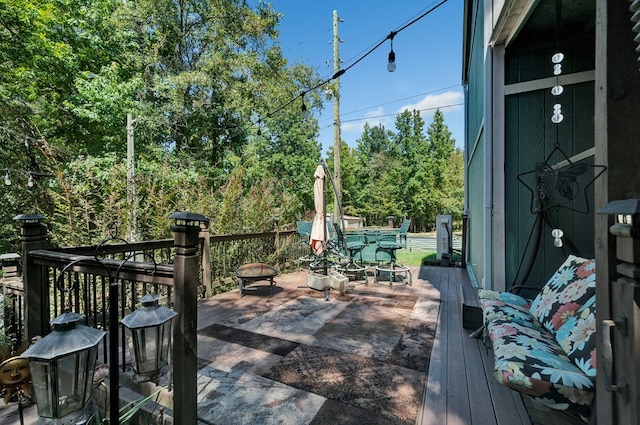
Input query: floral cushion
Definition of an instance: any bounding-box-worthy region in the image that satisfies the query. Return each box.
[488,319,595,419]
[479,289,531,308]
[479,298,539,329]
[529,256,596,334]
[555,295,597,378]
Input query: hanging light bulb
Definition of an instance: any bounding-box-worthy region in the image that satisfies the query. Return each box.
[300,92,310,118]
[387,50,396,72]
[387,33,397,72]
[4,171,10,186]
[28,174,34,187]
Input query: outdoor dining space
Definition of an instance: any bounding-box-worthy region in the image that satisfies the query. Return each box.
[296,219,413,289]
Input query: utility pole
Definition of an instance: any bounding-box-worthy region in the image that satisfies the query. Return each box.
[333,10,342,223]
[126,113,136,241]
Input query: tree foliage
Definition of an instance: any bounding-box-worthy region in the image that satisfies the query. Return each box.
[0,0,463,253]
[0,0,325,250]
[342,109,463,231]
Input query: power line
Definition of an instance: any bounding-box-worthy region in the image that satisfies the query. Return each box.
[319,102,463,131]
[321,0,449,82]
[251,0,450,132]
[321,84,463,124]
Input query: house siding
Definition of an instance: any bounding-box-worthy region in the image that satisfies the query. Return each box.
[464,0,486,286]
[503,34,596,289]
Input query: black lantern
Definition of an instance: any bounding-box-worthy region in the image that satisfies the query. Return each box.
[22,311,105,424]
[121,293,177,382]
[596,199,640,229]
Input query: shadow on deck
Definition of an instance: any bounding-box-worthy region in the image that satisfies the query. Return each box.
[0,266,584,425]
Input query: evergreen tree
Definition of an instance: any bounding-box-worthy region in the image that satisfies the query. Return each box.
[423,109,463,227]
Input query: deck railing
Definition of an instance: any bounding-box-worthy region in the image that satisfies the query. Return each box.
[0,215,316,423]
[2,226,305,350]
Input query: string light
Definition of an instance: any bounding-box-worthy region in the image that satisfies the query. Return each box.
[1,168,54,188]
[301,92,308,115]
[387,32,397,72]
[239,0,449,135]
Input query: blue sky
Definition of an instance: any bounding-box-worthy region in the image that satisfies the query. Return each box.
[256,0,465,154]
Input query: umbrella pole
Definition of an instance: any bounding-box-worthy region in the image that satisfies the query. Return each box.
[322,173,328,275]
[320,159,346,244]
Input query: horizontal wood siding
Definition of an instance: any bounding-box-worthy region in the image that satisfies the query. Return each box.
[466,0,485,141]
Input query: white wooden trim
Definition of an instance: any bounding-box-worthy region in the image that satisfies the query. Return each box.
[504,70,595,96]
[492,44,507,292]
[551,147,596,170]
[490,0,540,47]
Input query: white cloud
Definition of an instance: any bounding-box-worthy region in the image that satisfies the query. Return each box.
[396,90,464,118]
[335,90,464,147]
[341,107,392,134]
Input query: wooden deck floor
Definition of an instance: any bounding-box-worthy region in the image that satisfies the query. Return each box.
[416,266,531,425]
[417,266,584,425]
[0,265,586,425]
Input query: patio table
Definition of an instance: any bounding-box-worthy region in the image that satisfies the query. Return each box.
[235,263,279,298]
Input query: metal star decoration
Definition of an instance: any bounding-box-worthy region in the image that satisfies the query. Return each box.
[517,144,606,214]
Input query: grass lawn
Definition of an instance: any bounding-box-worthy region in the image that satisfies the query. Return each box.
[395,250,462,266]
[396,250,435,266]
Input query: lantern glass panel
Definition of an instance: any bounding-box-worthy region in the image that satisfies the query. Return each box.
[28,345,97,420]
[57,350,89,418]
[127,322,172,375]
[29,360,55,418]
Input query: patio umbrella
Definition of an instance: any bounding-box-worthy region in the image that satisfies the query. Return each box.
[309,164,326,254]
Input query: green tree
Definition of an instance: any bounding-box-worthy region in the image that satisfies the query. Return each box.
[392,110,428,220]
[326,140,361,218]
[1,0,326,246]
[422,109,463,227]
[352,123,394,224]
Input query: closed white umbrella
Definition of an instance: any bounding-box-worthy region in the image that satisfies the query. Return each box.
[309,164,326,254]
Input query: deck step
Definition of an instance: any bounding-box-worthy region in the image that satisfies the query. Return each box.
[459,273,483,330]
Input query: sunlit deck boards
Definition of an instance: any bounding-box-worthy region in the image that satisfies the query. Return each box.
[0,265,586,425]
[417,266,532,425]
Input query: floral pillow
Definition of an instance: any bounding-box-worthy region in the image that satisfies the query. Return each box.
[529,256,596,334]
[479,289,531,308]
[555,295,597,378]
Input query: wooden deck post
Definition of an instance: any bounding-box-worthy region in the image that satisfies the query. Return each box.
[595,1,640,423]
[171,212,209,424]
[200,227,212,297]
[14,213,49,342]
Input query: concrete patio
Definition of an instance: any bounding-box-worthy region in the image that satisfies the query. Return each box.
[194,267,437,425]
[0,266,437,424]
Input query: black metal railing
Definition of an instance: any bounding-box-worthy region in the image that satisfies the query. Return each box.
[0,228,306,351]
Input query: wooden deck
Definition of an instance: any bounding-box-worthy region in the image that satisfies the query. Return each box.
[0,265,586,425]
[417,266,584,425]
